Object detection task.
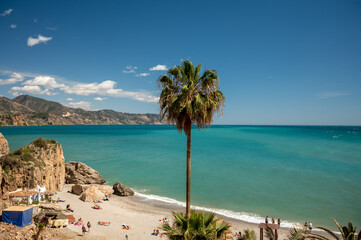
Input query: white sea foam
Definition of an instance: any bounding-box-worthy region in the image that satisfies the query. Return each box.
[134,191,298,228]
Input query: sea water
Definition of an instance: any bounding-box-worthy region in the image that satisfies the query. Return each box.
[1,125,360,229]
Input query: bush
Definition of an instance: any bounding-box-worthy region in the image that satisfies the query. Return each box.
[32,200,39,205]
[32,137,48,149]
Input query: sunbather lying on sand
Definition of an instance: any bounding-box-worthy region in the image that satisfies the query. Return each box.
[122,224,132,230]
[92,204,102,209]
[98,221,110,226]
[66,204,74,212]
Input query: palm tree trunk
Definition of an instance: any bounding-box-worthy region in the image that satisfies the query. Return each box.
[186,123,191,218]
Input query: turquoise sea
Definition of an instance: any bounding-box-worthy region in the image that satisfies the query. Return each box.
[0,125,360,229]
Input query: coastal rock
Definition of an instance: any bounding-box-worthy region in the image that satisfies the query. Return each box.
[113,182,134,196]
[0,133,9,157]
[71,184,89,195]
[0,137,65,194]
[79,185,113,202]
[65,161,106,184]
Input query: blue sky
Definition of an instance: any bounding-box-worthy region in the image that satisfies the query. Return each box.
[0,0,361,125]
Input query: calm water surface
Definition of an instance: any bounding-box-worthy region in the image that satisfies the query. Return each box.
[1,125,360,228]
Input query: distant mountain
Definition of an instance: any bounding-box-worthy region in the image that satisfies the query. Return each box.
[0,95,163,126]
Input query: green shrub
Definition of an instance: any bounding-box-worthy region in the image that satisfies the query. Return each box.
[32,137,48,149]
[22,147,30,153]
[47,139,56,144]
[32,200,39,205]
[13,149,22,156]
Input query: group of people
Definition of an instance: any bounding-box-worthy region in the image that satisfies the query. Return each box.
[265,216,281,225]
[81,221,92,236]
[152,228,164,237]
[304,222,313,232]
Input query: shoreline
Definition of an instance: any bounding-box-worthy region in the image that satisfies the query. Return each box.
[53,185,297,239]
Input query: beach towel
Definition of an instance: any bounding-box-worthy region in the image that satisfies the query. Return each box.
[98,222,110,226]
[66,215,75,224]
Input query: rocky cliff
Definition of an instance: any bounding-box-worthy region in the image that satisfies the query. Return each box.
[0,136,65,194]
[0,133,9,157]
[0,95,164,126]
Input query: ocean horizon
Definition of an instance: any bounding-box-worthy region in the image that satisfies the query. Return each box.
[1,125,360,229]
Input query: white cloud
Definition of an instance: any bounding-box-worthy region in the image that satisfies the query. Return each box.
[317,92,351,99]
[150,64,168,71]
[1,9,13,16]
[67,101,92,110]
[0,72,25,85]
[62,80,158,103]
[122,66,137,73]
[23,75,65,89]
[136,73,150,77]
[27,35,52,47]
[94,97,107,101]
[10,24,16,29]
[10,85,56,96]
[66,98,73,101]
[4,71,158,103]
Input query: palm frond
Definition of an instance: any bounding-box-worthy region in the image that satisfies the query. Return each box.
[333,218,345,239]
[265,225,276,240]
[317,226,340,240]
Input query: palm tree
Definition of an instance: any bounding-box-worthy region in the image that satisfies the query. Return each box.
[158,60,225,218]
[160,210,230,240]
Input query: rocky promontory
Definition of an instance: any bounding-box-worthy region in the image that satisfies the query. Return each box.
[0,135,65,194]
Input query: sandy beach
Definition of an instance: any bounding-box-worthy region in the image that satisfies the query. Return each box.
[52,184,294,240]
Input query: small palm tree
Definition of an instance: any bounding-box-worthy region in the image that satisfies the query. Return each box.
[161,210,230,240]
[158,60,225,218]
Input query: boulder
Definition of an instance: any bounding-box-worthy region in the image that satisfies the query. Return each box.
[71,184,89,195]
[79,185,113,202]
[0,133,10,157]
[65,161,106,184]
[113,182,134,196]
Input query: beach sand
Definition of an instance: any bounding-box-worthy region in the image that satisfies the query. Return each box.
[53,185,294,240]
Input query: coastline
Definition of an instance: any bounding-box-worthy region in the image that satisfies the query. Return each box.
[53,185,296,240]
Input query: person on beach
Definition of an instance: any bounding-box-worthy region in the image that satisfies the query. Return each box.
[87,222,91,233]
[104,195,109,201]
[78,218,84,225]
[278,218,281,225]
[272,217,275,224]
[66,204,74,212]
[265,216,269,223]
[304,222,308,230]
[309,222,313,233]
[82,225,87,236]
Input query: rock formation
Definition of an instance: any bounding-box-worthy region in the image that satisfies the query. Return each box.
[79,185,113,202]
[0,136,65,194]
[113,182,134,196]
[0,133,9,157]
[71,184,88,195]
[65,161,106,184]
